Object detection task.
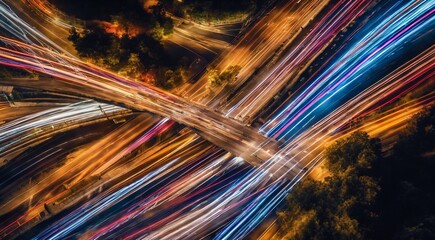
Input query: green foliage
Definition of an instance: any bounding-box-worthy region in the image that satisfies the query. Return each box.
[208,65,241,87]
[163,21,174,36]
[155,67,186,90]
[325,132,381,176]
[277,132,382,240]
[68,26,116,61]
[394,106,435,157]
[159,0,264,24]
[61,0,176,86]
[68,25,167,80]
[278,106,435,240]
[118,53,146,80]
[150,3,174,37]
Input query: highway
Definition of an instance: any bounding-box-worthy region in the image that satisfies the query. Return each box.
[0,0,433,239]
[0,0,78,54]
[0,38,280,166]
[0,0,433,178]
[0,100,131,166]
[0,113,167,237]
[8,0,242,83]
[165,16,238,60]
[0,0,282,165]
[251,95,434,239]
[0,100,51,123]
[179,0,329,103]
[164,19,240,80]
[222,0,372,121]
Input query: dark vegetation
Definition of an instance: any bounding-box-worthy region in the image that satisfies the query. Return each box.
[49,0,166,25]
[160,0,266,24]
[51,0,267,90]
[50,0,189,89]
[0,66,36,79]
[277,106,435,239]
[277,132,382,239]
[69,26,162,73]
[207,65,242,87]
[52,0,266,89]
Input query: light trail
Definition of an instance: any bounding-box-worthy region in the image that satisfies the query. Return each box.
[261,0,433,140]
[0,100,130,166]
[0,115,174,237]
[180,0,329,103]
[0,35,278,166]
[31,139,238,239]
[0,0,433,239]
[0,0,74,55]
[224,0,372,120]
[130,2,433,238]
[213,48,434,239]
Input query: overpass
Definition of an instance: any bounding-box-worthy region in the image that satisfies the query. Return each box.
[0,75,280,167]
[0,1,290,172]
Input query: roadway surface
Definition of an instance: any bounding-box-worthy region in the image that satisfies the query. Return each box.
[0,100,131,166]
[0,73,278,167]
[0,0,281,167]
[178,0,329,104]
[0,0,76,54]
[0,114,161,236]
[163,19,241,81]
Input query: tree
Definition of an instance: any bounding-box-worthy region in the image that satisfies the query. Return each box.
[220,65,242,83]
[277,132,382,240]
[150,3,174,37]
[155,67,185,90]
[119,53,145,79]
[208,65,241,87]
[163,20,174,36]
[277,106,435,240]
[325,131,381,176]
[164,0,261,24]
[68,26,167,78]
[68,27,80,43]
[207,68,220,87]
[68,25,117,64]
[60,0,184,91]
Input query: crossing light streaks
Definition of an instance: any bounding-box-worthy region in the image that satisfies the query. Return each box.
[0,0,433,239]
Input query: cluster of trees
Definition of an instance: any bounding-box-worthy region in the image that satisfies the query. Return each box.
[207,65,241,87]
[155,67,186,90]
[68,24,185,89]
[60,0,191,89]
[160,0,265,24]
[277,106,435,239]
[51,0,174,38]
[69,25,164,75]
[49,0,172,28]
[277,132,382,239]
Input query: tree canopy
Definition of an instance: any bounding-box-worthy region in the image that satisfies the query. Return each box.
[277,132,382,240]
[155,67,185,90]
[277,106,435,240]
[68,23,187,89]
[159,0,265,24]
[208,65,241,87]
[69,25,165,72]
